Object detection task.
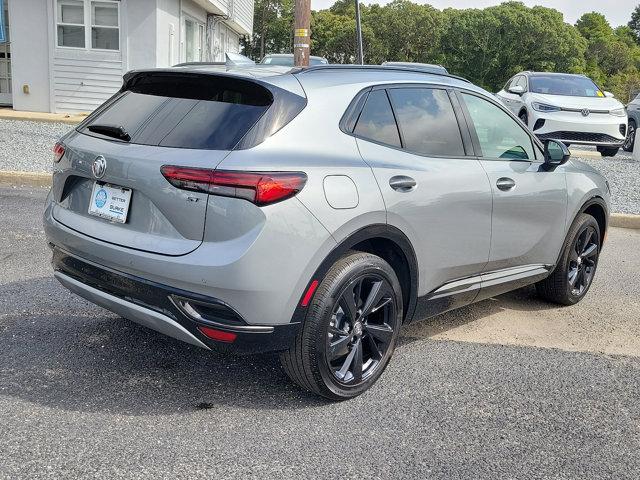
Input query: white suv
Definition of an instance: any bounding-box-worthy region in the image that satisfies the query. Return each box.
[497,72,627,157]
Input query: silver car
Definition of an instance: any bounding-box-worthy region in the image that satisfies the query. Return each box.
[44,64,610,400]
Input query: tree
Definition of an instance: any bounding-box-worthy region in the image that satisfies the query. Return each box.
[576,12,613,40]
[245,0,640,98]
[629,4,640,42]
[576,12,639,85]
[311,9,379,63]
[242,0,294,60]
[440,2,586,90]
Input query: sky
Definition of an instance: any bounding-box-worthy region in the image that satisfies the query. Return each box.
[312,0,636,27]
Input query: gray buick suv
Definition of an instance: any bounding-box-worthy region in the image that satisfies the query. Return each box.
[44,64,610,400]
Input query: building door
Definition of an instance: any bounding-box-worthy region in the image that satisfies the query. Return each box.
[0,0,11,106]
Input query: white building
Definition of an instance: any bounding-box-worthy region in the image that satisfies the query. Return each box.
[0,0,253,113]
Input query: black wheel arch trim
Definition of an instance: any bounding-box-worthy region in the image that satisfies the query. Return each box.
[580,196,608,232]
[555,196,608,268]
[290,224,419,325]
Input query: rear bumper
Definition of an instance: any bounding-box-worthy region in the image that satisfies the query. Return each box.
[43,192,335,327]
[51,246,301,353]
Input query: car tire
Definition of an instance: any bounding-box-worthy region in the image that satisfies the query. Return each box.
[597,146,619,157]
[519,111,528,126]
[280,251,403,400]
[535,213,601,306]
[623,120,636,152]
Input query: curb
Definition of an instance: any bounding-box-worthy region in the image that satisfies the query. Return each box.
[0,171,52,188]
[570,149,603,159]
[0,109,85,125]
[610,213,640,230]
[1,170,639,229]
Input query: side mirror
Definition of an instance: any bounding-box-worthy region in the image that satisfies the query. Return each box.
[603,91,614,98]
[544,139,570,166]
[508,85,525,95]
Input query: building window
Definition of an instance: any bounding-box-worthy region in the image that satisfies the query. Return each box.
[92,1,119,49]
[57,0,120,51]
[57,0,85,48]
[183,16,204,62]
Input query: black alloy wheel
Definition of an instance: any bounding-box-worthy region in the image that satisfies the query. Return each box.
[280,251,403,400]
[326,274,397,385]
[536,213,601,305]
[623,121,636,152]
[567,225,599,297]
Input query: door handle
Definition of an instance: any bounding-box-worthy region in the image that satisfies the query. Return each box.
[389,176,417,192]
[496,177,516,191]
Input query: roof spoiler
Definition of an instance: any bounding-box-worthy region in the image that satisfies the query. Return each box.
[225,53,255,67]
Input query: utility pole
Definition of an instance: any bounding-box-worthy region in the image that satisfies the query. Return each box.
[354,0,364,65]
[294,0,311,67]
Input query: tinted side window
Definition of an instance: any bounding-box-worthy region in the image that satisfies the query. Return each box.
[388,87,464,156]
[354,90,401,148]
[462,93,535,160]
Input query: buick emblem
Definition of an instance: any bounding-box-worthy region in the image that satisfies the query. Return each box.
[581,109,591,117]
[92,156,107,179]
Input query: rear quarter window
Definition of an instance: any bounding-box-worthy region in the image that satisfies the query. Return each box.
[353,89,401,148]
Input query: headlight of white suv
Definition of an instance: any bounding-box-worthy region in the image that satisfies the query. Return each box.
[610,107,627,117]
[531,102,561,113]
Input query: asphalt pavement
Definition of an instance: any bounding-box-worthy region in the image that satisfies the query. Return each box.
[1,186,639,479]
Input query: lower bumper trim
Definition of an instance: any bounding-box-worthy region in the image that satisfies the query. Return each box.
[54,271,211,350]
[51,247,301,354]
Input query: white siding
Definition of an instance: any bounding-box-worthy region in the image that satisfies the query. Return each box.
[230,0,253,36]
[8,0,51,112]
[52,50,123,113]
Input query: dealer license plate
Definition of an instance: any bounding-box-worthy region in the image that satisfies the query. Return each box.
[88,182,132,224]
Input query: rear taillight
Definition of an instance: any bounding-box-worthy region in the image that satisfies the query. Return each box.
[160,166,307,206]
[53,143,65,163]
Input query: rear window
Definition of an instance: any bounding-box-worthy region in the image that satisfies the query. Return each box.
[81,74,273,150]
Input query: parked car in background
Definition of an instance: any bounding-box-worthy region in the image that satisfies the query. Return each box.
[260,53,328,66]
[624,93,640,152]
[45,64,610,400]
[497,72,627,157]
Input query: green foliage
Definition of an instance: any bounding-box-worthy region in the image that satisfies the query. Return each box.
[629,4,640,42]
[242,0,640,98]
[241,0,294,60]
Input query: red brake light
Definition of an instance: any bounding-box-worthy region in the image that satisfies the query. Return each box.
[160,166,307,206]
[53,143,65,163]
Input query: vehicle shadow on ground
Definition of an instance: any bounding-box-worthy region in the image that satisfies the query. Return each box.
[0,276,555,415]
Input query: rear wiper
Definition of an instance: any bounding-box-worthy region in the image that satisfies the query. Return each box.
[87,124,131,142]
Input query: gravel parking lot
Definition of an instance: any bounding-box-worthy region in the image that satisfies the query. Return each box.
[0,120,72,173]
[1,186,639,479]
[572,148,640,215]
[0,118,639,214]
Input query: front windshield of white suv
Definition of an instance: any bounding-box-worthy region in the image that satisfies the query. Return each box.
[529,75,604,98]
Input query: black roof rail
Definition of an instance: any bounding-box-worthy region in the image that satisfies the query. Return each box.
[294,64,471,83]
